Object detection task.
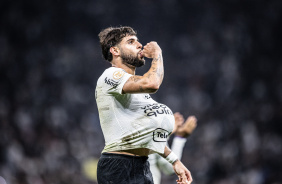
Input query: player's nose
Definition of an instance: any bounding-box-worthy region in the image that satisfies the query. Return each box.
[137,41,142,49]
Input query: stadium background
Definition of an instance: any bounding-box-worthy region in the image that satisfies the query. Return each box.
[0,0,281,184]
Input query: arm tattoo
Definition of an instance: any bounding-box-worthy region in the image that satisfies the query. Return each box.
[139,85,145,92]
[152,54,161,64]
[130,76,141,82]
[150,54,163,79]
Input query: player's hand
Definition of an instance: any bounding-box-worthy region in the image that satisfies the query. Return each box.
[176,116,197,138]
[142,41,162,58]
[173,160,193,184]
[172,112,185,134]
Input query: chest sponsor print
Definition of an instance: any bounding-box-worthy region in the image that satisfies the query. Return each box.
[153,128,170,142]
[141,103,173,117]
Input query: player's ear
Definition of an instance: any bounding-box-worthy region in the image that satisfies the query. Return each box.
[110,46,120,57]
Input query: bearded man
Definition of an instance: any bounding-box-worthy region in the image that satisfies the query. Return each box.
[95,26,193,184]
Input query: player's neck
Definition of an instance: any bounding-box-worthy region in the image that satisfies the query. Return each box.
[111,59,136,75]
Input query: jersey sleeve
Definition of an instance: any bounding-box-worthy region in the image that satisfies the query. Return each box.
[103,67,133,95]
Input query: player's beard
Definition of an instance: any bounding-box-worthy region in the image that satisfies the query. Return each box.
[120,52,145,68]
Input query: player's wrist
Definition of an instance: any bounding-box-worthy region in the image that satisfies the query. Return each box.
[165,151,178,164]
[172,159,181,166]
[152,51,162,58]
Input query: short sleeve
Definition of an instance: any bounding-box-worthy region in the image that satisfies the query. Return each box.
[103,67,133,95]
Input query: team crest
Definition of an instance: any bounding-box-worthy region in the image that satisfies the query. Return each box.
[113,71,125,80]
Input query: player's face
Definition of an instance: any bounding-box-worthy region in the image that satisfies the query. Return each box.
[118,35,145,67]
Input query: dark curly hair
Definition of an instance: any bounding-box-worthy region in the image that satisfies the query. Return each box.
[98,26,137,62]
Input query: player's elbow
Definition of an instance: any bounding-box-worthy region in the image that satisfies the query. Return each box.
[145,81,160,93]
[150,83,160,92]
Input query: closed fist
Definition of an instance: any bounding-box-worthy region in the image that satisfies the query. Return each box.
[142,41,162,58]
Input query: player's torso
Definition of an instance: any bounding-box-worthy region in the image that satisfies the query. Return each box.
[95,67,174,153]
[96,90,174,138]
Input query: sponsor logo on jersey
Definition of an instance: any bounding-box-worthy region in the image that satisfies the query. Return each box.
[141,103,173,117]
[153,128,170,142]
[104,77,118,88]
[113,70,125,80]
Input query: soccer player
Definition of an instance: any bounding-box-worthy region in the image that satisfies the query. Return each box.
[149,113,197,184]
[95,26,192,184]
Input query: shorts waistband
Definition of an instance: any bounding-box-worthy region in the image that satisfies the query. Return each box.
[101,152,148,161]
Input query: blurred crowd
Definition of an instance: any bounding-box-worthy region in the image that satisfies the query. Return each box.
[0,0,281,184]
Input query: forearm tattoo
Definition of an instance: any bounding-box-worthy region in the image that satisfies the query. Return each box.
[150,54,164,81]
[126,53,164,93]
[130,76,141,82]
[139,85,145,92]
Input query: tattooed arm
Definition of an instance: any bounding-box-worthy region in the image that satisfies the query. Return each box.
[122,41,164,94]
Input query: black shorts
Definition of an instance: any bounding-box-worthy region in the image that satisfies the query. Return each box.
[97,153,154,184]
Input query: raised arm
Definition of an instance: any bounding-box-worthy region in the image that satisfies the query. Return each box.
[122,41,164,94]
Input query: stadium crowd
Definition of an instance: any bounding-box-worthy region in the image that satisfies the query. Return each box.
[0,0,281,184]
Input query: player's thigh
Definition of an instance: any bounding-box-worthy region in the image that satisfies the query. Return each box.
[97,157,131,184]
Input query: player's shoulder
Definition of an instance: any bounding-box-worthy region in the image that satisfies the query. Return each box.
[105,66,126,74]
[97,67,127,85]
[102,67,127,80]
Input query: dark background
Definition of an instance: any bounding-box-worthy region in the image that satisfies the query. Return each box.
[0,0,282,184]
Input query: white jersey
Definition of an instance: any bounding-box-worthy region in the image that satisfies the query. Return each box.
[95,67,175,154]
